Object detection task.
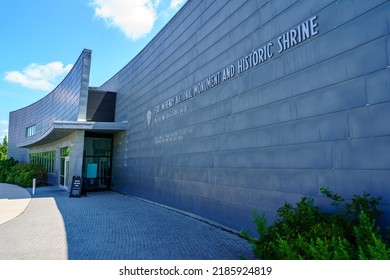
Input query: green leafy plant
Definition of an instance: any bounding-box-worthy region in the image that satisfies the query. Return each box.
[0,136,8,160]
[241,187,389,260]
[0,159,47,187]
[0,157,18,182]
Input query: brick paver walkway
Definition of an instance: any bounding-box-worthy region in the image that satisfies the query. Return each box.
[0,186,253,260]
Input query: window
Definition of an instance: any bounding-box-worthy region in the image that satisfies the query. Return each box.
[29,150,55,173]
[25,125,36,137]
[60,147,70,157]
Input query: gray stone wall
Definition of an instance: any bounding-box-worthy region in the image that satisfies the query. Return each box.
[102,0,390,232]
[29,131,85,187]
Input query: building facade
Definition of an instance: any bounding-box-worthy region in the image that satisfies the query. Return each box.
[9,0,390,232]
[8,50,126,191]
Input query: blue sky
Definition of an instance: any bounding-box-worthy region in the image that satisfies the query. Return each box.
[0,0,187,140]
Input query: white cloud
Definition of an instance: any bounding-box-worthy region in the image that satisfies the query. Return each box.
[91,0,160,40]
[169,0,185,9]
[0,120,8,126]
[4,62,73,91]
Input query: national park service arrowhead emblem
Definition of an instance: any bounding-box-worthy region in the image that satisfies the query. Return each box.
[146,110,152,126]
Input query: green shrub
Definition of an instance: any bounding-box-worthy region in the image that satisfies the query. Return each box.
[0,159,47,187]
[13,163,47,187]
[241,187,389,260]
[0,158,18,182]
[354,211,389,260]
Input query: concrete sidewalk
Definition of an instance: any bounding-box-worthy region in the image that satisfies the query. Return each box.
[0,183,31,225]
[0,185,253,260]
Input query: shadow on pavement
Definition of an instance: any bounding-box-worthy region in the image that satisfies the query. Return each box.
[25,186,254,260]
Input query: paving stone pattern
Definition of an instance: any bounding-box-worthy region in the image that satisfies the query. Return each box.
[0,187,253,260]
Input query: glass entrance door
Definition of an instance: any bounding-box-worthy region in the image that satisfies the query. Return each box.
[60,156,70,187]
[64,157,69,186]
[83,134,113,191]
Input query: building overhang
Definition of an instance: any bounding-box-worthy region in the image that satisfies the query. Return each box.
[18,120,127,148]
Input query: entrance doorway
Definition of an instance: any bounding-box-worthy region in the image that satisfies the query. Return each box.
[64,157,69,186]
[60,147,70,187]
[83,133,113,191]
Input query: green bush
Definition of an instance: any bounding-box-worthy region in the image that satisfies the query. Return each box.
[241,187,390,260]
[0,158,18,182]
[0,158,47,187]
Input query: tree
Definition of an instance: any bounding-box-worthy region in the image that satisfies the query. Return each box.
[0,136,8,160]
